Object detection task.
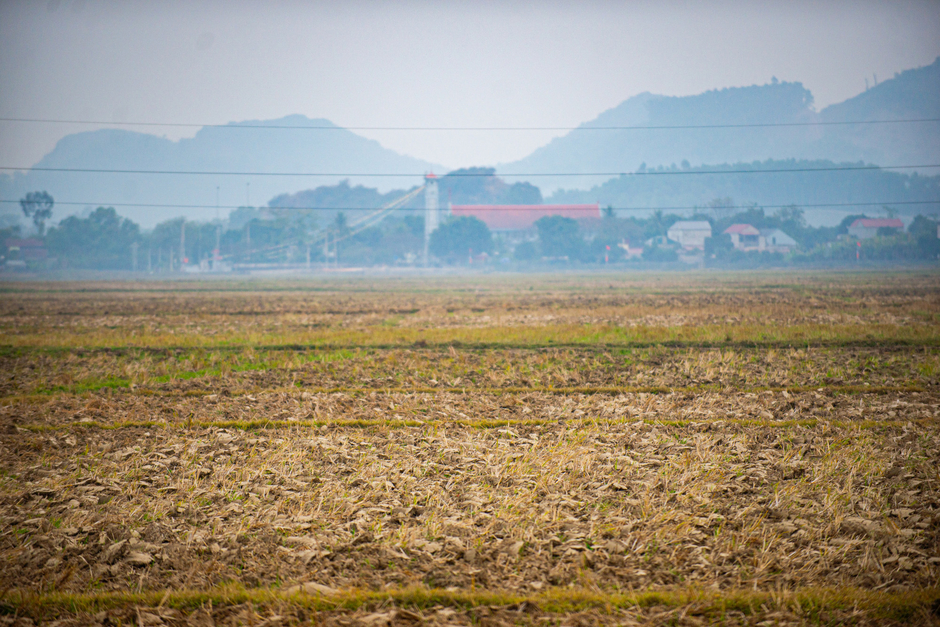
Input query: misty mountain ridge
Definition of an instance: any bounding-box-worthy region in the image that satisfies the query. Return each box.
[0,115,442,228]
[548,157,940,227]
[2,58,938,229]
[503,57,940,193]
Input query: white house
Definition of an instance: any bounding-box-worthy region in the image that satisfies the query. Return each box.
[666,221,712,250]
[759,229,798,253]
[724,224,797,252]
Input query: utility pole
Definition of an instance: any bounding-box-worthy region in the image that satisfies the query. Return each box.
[216,185,221,222]
[306,245,311,270]
[180,220,186,270]
[214,224,222,270]
[131,242,138,272]
[147,248,151,273]
[246,223,251,263]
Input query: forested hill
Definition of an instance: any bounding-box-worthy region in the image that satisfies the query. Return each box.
[0,115,441,228]
[548,159,940,226]
[268,168,544,227]
[501,57,940,193]
[819,58,940,167]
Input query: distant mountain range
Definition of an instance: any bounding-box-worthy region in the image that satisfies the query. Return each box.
[1,57,937,229]
[548,158,940,226]
[0,116,441,228]
[502,57,940,193]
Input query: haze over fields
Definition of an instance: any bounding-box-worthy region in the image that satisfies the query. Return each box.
[1,57,939,227]
[1,5,940,620]
[1,1,939,228]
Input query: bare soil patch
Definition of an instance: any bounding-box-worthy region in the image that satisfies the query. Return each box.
[1,273,938,625]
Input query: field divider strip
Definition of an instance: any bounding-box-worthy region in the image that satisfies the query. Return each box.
[15,416,938,433]
[2,584,938,620]
[3,383,931,403]
[3,338,940,355]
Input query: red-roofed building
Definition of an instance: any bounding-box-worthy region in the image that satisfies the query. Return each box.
[450,204,600,232]
[847,218,904,240]
[723,224,761,250]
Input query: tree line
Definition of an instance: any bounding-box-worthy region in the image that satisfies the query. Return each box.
[2,191,938,270]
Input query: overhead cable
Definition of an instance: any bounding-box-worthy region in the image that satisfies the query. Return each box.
[3,164,939,177]
[1,116,938,131]
[2,199,937,213]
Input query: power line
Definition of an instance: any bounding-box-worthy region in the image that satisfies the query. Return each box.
[2,199,936,213]
[1,116,938,131]
[3,164,939,177]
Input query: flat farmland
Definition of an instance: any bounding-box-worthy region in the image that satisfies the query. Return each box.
[0,272,938,626]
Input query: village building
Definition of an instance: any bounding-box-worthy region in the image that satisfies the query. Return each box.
[3,238,48,268]
[724,224,761,250]
[666,220,712,250]
[759,228,798,253]
[847,218,904,240]
[724,224,798,252]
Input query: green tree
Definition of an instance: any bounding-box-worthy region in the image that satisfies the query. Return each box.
[704,233,734,256]
[45,207,140,269]
[908,215,940,258]
[20,191,54,236]
[429,216,493,262]
[642,245,678,262]
[706,197,736,222]
[908,215,938,239]
[773,205,807,230]
[148,218,185,269]
[513,241,538,261]
[403,215,424,237]
[333,211,349,235]
[535,215,583,259]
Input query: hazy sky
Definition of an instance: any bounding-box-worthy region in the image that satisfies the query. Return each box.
[1,0,939,170]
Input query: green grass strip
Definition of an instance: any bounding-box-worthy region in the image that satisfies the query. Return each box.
[2,584,938,622]
[4,337,940,356]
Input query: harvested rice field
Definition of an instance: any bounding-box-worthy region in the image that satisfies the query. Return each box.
[1,271,939,626]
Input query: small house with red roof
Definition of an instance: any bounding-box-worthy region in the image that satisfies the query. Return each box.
[723,224,761,250]
[847,218,904,240]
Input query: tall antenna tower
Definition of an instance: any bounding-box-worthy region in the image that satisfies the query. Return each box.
[423,173,439,266]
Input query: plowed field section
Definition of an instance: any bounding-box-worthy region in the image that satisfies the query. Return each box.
[1,272,938,626]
